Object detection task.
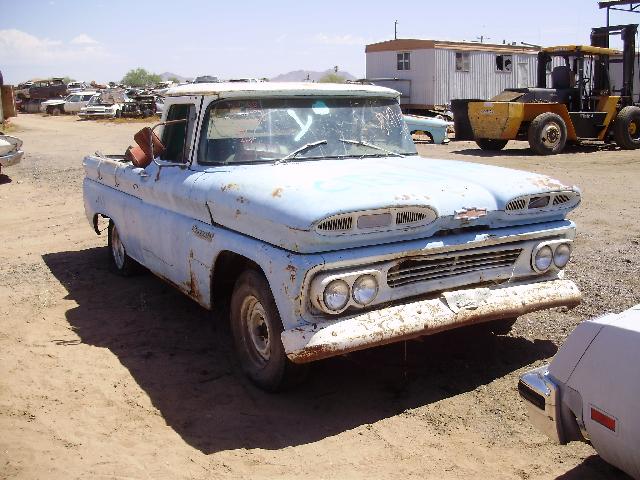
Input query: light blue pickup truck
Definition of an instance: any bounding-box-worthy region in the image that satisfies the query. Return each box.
[83,82,582,390]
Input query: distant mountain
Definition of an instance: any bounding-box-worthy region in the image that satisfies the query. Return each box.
[159,72,190,82]
[270,69,357,82]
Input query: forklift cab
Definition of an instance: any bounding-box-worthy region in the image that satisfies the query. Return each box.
[535,45,621,112]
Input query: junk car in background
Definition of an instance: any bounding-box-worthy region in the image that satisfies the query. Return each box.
[79,90,128,119]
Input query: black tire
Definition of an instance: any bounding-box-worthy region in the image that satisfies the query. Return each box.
[475,138,508,151]
[613,106,640,150]
[528,112,567,155]
[230,270,307,392]
[107,220,138,276]
[115,109,122,118]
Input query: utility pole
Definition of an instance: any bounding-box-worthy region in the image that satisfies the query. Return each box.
[394,20,398,40]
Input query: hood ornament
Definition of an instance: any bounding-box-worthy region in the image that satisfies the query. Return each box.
[455,207,488,222]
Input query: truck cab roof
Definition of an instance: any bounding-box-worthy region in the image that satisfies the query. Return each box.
[165,81,400,100]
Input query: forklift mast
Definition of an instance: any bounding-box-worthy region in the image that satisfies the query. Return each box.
[591,24,638,106]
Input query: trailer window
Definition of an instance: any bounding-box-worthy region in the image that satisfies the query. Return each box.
[456,52,470,72]
[496,55,513,72]
[397,52,410,70]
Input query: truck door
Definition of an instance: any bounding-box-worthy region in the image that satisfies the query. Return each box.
[135,96,206,288]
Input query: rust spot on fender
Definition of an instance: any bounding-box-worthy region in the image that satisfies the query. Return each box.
[272,187,284,198]
[529,176,568,190]
[285,264,297,283]
[187,265,201,303]
[221,183,238,192]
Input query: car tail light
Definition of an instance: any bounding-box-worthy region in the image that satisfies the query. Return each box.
[590,407,616,432]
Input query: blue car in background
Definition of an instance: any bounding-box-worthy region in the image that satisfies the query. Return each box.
[404,114,452,144]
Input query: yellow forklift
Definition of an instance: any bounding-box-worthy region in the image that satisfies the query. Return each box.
[455,24,640,154]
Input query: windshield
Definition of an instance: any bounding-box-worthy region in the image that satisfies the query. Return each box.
[198,97,416,165]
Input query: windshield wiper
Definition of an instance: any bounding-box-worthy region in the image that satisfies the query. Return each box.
[275,140,327,164]
[339,139,405,158]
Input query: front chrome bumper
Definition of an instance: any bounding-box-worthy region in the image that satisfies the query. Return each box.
[518,365,562,443]
[282,279,581,363]
[0,150,24,168]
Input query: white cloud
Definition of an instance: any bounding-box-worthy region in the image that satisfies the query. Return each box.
[70,33,99,45]
[0,29,110,67]
[312,33,369,46]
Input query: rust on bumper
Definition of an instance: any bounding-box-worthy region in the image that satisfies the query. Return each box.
[282,279,581,363]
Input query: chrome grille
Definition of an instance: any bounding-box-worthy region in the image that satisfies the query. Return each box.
[396,210,428,225]
[387,248,522,288]
[317,216,353,232]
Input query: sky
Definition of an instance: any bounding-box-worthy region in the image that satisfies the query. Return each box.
[0,0,635,84]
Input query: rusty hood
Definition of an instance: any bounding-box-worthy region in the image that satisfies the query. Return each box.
[197,155,580,253]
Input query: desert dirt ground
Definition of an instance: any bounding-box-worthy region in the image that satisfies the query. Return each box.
[1,114,638,480]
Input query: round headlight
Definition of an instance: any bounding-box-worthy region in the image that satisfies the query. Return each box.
[534,245,553,271]
[323,279,350,311]
[352,275,378,306]
[553,243,571,268]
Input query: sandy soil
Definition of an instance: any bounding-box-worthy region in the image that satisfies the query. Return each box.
[1,114,638,480]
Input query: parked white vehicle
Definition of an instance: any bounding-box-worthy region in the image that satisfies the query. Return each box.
[0,134,24,175]
[79,90,127,119]
[42,91,98,115]
[519,304,640,479]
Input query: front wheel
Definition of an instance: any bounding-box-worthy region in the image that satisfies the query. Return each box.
[230,270,307,391]
[475,138,508,151]
[528,113,567,155]
[613,106,640,150]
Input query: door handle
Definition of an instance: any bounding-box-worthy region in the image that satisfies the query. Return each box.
[138,170,149,178]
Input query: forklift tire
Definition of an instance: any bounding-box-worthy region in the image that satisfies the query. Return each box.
[475,139,508,151]
[613,106,640,150]
[528,113,567,155]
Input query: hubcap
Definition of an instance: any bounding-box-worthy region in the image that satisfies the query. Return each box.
[111,225,125,269]
[241,295,271,363]
[629,121,638,138]
[541,122,561,147]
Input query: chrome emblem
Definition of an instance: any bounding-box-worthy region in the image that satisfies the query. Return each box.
[455,207,488,221]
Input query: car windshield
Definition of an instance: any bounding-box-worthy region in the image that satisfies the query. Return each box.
[198,97,416,165]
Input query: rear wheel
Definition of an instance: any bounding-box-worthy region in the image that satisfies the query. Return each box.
[230,270,307,391]
[528,113,567,155]
[107,220,138,276]
[475,138,508,151]
[613,106,640,150]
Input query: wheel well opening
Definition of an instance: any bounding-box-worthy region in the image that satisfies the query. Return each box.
[92,213,110,235]
[211,251,263,309]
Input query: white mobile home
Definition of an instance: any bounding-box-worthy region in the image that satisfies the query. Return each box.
[365,39,540,111]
